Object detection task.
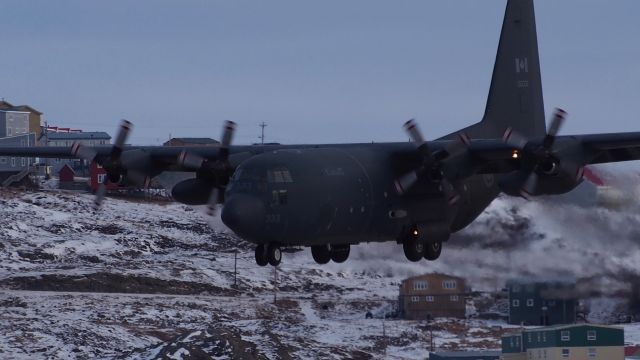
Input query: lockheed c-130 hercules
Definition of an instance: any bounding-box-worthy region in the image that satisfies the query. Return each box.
[1,0,639,267]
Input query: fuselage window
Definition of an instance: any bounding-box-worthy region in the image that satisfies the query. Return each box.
[268,168,293,183]
[271,190,288,205]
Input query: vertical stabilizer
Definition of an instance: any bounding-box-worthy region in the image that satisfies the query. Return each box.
[443,0,546,140]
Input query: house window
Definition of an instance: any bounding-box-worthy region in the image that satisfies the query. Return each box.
[526,299,534,307]
[7,127,12,136]
[11,158,15,167]
[587,330,596,341]
[513,299,520,307]
[442,280,457,289]
[97,174,106,184]
[527,333,532,343]
[0,157,6,164]
[21,158,25,166]
[425,296,434,302]
[414,281,427,290]
[542,332,546,342]
[561,331,570,341]
[450,295,459,302]
[588,348,596,357]
[561,348,570,358]
[411,296,420,302]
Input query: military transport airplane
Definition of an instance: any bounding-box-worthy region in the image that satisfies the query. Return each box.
[1,0,639,267]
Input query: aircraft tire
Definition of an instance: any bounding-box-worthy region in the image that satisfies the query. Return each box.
[311,245,331,264]
[424,241,442,261]
[267,244,282,266]
[403,239,424,262]
[330,244,350,263]
[255,244,268,266]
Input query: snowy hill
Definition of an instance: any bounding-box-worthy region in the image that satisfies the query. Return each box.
[2,187,640,359]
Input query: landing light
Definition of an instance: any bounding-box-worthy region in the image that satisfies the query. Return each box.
[512,150,519,159]
[412,229,419,236]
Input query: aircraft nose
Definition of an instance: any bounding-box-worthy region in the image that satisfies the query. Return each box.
[221,194,265,238]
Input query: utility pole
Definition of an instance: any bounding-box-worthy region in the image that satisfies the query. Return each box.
[259,122,267,145]
[233,249,238,289]
[273,265,278,305]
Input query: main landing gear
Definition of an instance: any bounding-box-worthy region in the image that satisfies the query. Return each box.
[402,233,443,262]
[255,244,282,267]
[311,244,351,265]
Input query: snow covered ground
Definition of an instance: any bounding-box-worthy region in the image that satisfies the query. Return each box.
[1,187,640,359]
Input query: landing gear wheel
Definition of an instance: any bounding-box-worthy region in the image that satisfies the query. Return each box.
[403,238,424,262]
[424,241,442,261]
[255,244,268,267]
[330,244,350,263]
[267,244,282,266]
[311,245,331,265]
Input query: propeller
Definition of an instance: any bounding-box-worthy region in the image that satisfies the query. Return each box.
[502,108,571,199]
[90,120,133,209]
[176,120,237,217]
[395,119,468,205]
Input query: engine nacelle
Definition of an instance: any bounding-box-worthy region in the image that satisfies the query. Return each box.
[171,178,215,205]
[499,160,583,197]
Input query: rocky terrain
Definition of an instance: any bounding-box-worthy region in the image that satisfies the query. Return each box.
[2,184,640,359]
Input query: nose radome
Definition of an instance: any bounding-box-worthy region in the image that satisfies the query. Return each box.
[221,194,265,238]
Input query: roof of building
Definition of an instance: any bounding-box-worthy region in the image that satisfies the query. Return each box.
[47,132,111,140]
[58,163,75,174]
[401,273,465,284]
[167,137,220,145]
[523,323,623,332]
[0,109,30,114]
[0,101,43,115]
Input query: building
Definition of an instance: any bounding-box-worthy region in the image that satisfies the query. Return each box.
[44,131,111,175]
[507,280,577,326]
[501,324,624,360]
[0,110,36,184]
[398,273,467,319]
[429,351,500,360]
[163,137,219,147]
[58,164,75,183]
[0,100,43,143]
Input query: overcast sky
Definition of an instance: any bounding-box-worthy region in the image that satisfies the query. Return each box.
[1,1,639,145]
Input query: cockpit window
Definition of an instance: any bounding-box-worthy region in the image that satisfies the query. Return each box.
[267,168,293,183]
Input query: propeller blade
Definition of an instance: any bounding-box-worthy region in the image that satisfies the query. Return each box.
[502,127,528,150]
[71,142,97,162]
[394,171,419,195]
[219,120,237,160]
[126,169,151,188]
[520,172,539,200]
[542,108,567,149]
[110,119,133,161]
[177,150,205,170]
[94,182,107,209]
[441,179,460,206]
[206,188,220,217]
[403,119,425,145]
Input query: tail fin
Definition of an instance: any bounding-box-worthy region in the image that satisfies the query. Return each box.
[443,0,546,140]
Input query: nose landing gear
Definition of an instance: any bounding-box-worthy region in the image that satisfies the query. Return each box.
[255,244,282,267]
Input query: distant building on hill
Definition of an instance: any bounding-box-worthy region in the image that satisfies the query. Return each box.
[0,109,36,185]
[507,280,577,326]
[0,100,43,143]
[398,273,467,319]
[163,137,219,147]
[45,131,111,176]
[502,324,624,360]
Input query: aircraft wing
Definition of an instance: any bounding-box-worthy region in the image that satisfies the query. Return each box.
[576,132,640,164]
